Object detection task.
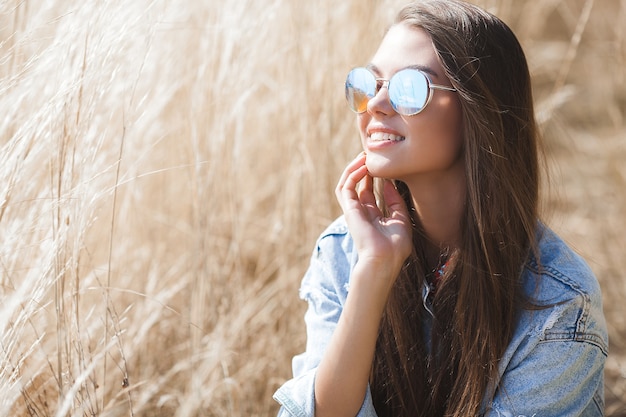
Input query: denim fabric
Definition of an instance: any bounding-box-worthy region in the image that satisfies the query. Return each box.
[273,216,608,417]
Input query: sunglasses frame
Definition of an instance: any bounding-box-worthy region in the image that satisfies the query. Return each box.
[345,67,457,116]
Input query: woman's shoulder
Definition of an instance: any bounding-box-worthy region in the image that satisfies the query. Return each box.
[299,216,357,301]
[312,216,354,259]
[518,223,608,354]
[525,224,602,301]
[318,215,350,238]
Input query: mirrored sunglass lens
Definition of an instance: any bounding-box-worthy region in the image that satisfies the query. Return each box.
[388,69,429,115]
[345,68,375,113]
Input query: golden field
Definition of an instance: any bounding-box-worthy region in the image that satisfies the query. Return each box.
[0,0,624,415]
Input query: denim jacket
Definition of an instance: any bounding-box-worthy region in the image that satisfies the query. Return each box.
[273,216,608,417]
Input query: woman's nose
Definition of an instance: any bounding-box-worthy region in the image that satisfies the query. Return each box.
[367,84,394,117]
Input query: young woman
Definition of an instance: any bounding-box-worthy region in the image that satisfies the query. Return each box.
[274,1,607,416]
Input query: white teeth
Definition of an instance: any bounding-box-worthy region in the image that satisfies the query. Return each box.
[369,132,405,142]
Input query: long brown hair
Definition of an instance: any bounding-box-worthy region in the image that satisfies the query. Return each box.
[370,1,540,416]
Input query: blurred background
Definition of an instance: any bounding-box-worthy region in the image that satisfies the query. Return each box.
[0,0,624,415]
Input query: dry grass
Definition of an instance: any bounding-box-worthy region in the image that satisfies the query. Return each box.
[0,0,624,415]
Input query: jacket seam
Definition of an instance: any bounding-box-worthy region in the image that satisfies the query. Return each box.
[536,336,608,356]
[525,263,591,334]
[273,391,308,417]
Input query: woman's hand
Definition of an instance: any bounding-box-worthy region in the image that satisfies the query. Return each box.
[335,152,413,281]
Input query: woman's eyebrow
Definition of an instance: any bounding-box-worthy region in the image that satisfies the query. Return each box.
[366,63,439,78]
[406,64,438,78]
[366,63,382,76]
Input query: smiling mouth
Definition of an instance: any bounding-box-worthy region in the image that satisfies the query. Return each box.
[369,132,405,142]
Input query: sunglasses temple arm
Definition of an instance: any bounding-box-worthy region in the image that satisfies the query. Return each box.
[430,84,457,92]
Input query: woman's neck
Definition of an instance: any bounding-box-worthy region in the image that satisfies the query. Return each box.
[405,162,466,253]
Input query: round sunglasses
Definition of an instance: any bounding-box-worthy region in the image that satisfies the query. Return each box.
[345,67,457,116]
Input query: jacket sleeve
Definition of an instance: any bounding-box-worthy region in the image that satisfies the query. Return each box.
[487,340,606,417]
[486,292,608,416]
[273,220,379,417]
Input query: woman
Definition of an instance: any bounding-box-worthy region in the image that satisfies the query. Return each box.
[274,1,607,416]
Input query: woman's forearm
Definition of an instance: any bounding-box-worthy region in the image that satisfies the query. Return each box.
[313,261,397,417]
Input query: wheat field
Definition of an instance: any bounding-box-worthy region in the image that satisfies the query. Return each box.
[0,0,624,416]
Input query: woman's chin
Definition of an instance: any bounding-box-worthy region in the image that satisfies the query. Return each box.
[365,158,395,180]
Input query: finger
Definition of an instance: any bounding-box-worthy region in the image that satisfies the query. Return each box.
[335,153,367,204]
[382,179,410,220]
[336,152,366,189]
[357,172,378,210]
[340,164,368,203]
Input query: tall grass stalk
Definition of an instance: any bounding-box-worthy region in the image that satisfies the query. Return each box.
[0,0,624,415]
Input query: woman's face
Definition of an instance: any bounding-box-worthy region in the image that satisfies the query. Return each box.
[359,24,463,186]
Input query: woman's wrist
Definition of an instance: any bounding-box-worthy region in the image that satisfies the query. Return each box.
[349,259,403,305]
